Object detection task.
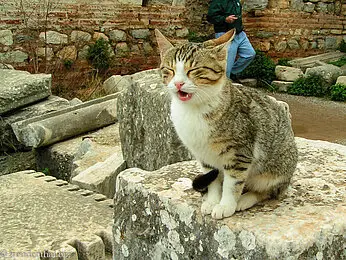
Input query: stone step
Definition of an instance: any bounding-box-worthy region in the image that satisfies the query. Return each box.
[0,69,51,115]
[11,93,118,148]
[114,137,346,259]
[288,51,346,71]
[0,170,113,258]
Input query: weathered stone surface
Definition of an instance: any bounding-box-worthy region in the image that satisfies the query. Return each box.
[0,29,13,45]
[93,32,109,42]
[303,2,315,13]
[0,151,36,176]
[0,63,14,69]
[0,95,70,152]
[36,47,54,61]
[57,45,77,61]
[0,50,28,63]
[36,124,121,181]
[117,69,191,171]
[72,151,126,198]
[11,94,118,148]
[238,78,257,88]
[78,45,90,60]
[70,30,92,43]
[109,30,126,42]
[130,29,150,39]
[271,80,293,92]
[275,41,287,52]
[113,138,346,260]
[0,171,113,256]
[305,64,343,85]
[103,75,131,94]
[275,65,304,82]
[0,69,51,115]
[325,36,338,50]
[176,28,189,38]
[243,0,268,11]
[287,39,300,49]
[336,76,346,85]
[39,31,68,44]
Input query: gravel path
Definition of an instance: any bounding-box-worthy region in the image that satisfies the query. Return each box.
[270,92,346,145]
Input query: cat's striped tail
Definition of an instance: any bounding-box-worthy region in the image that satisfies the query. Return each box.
[192,169,219,193]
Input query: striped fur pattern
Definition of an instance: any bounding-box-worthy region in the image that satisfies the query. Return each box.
[156,30,298,219]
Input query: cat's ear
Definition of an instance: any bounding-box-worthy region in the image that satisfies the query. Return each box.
[202,29,236,49]
[155,29,174,59]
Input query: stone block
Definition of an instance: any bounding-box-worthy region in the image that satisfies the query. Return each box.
[72,152,126,198]
[71,30,92,43]
[275,65,304,82]
[243,0,268,11]
[36,47,54,61]
[0,95,70,152]
[57,46,77,61]
[238,78,257,88]
[36,124,121,181]
[0,50,28,63]
[113,138,346,259]
[336,76,346,85]
[130,29,150,39]
[305,64,342,85]
[103,75,131,94]
[39,31,68,45]
[0,171,113,256]
[271,81,293,92]
[0,69,51,115]
[0,29,13,45]
[117,69,191,171]
[109,30,126,42]
[11,94,118,148]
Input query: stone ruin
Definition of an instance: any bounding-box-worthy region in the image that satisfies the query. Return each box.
[0,53,345,258]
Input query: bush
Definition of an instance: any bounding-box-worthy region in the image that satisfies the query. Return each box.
[277,58,292,67]
[328,56,346,67]
[330,84,346,101]
[238,50,276,84]
[87,38,111,73]
[288,75,329,97]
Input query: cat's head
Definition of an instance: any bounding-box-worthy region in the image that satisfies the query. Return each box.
[155,29,235,106]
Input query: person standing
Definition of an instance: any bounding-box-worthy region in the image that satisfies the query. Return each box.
[207,0,256,80]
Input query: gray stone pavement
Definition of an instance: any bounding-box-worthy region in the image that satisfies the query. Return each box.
[0,170,113,259]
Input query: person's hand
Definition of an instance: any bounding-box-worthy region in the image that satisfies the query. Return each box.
[225,15,238,23]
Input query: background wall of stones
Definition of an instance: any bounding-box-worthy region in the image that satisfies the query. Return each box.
[0,0,345,73]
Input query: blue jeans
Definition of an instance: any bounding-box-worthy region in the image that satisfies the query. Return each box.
[215,31,256,79]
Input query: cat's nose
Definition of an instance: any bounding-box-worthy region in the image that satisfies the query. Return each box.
[175,81,185,90]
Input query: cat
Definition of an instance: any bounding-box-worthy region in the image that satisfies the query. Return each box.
[155,29,298,219]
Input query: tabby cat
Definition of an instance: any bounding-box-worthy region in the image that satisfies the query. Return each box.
[155,29,298,219]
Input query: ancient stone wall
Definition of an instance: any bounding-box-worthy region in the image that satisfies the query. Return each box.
[0,0,345,73]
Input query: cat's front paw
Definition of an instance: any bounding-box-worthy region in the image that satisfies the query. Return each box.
[201,200,218,215]
[211,203,236,219]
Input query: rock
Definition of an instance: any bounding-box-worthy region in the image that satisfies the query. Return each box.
[11,94,118,148]
[39,31,68,45]
[336,76,346,85]
[72,152,126,198]
[238,78,257,88]
[143,42,154,53]
[109,30,126,42]
[287,39,300,50]
[0,95,70,152]
[0,50,28,63]
[36,47,54,61]
[303,2,315,13]
[69,97,83,106]
[0,69,51,115]
[243,0,268,11]
[176,28,189,38]
[275,65,304,82]
[70,30,92,43]
[275,41,287,52]
[103,75,131,94]
[0,171,113,256]
[36,124,121,181]
[117,69,191,171]
[93,32,109,42]
[271,81,293,92]
[130,29,150,39]
[0,63,14,69]
[113,138,346,260]
[0,29,13,45]
[305,64,343,85]
[325,36,338,50]
[57,46,77,61]
[115,42,129,56]
[78,45,90,60]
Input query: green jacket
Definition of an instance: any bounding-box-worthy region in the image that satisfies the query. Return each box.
[207,0,243,34]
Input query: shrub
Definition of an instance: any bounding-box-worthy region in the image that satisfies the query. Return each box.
[338,39,346,53]
[330,84,346,101]
[87,38,111,73]
[288,75,329,97]
[328,56,346,67]
[238,50,276,84]
[63,59,74,70]
[187,31,211,43]
[277,58,292,67]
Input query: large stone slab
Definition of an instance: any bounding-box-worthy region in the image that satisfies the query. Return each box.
[12,94,118,148]
[0,170,113,258]
[0,69,51,115]
[114,138,346,259]
[275,65,303,82]
[0,95,70,152]
[117,69,191,171]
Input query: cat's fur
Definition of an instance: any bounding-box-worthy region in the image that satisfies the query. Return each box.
[155,29,298,219]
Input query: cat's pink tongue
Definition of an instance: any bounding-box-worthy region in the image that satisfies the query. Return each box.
[178,91,192,101]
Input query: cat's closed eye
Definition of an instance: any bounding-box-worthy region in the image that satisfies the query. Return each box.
[187,67,222,84]
[160,67,174,84]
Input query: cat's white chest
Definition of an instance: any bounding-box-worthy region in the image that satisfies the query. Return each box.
[171,101,218,165]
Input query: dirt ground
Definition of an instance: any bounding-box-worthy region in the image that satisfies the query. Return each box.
[269,92,346,145]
